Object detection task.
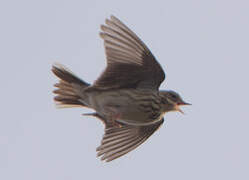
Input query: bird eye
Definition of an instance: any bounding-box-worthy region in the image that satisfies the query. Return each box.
[171,94,177,99]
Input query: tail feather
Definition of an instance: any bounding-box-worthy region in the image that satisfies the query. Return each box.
[52,63,90,108]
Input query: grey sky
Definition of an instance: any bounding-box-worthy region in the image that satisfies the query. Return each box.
[1,0,249,179]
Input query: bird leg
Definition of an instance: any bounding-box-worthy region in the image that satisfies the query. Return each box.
[105,106,122,128]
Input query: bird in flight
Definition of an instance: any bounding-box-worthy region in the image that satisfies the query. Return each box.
[52,15,190,162]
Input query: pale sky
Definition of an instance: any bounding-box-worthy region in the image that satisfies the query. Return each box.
[1,0,249,179]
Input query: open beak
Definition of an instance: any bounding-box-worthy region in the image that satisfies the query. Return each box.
[175,101,191,114]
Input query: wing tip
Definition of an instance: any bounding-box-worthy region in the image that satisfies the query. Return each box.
[110,15,118,21]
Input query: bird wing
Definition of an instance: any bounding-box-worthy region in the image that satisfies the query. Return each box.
[91,15,165,90]
[96,115,164,162]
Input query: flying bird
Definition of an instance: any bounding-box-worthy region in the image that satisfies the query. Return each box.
[52,15,191,162]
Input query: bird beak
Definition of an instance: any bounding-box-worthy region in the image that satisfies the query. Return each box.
[179,102,191,106]
[176,101,191,114]
[176,106,185,114]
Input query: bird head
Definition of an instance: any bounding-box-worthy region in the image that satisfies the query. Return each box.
[160,90,191,114]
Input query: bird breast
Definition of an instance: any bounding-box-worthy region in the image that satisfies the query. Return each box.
[88,89,163,126]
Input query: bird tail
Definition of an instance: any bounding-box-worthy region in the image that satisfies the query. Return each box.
[52,63,90,108]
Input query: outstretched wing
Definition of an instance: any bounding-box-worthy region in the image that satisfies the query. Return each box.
[93,113,164,162]
[92,15,165,90]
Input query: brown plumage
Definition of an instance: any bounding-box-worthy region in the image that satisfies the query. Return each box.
[52,15,190,162]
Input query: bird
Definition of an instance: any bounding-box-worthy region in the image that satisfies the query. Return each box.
[52,15,191,162]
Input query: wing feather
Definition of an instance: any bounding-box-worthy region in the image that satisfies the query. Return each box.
[94,113,164,162]
[88,15,165,90]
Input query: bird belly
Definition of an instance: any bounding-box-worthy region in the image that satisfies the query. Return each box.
[87,89,162,126]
